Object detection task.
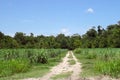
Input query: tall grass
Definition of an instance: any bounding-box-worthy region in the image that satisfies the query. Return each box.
[0,49,67,77]
[74,48,120,78]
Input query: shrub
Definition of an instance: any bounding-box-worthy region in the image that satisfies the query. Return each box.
[74,48,82,54]
[26,50,38,63]
[37,49,48,64]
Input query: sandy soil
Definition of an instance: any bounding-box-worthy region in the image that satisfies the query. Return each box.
[81,76,120,80]
[23,51,82,80]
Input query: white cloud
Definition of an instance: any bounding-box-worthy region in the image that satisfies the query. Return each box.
[86,8,94,13]
[61,28,71,36]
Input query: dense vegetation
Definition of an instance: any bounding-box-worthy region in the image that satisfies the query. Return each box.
[0,49,67,77]
[74,48,120,78]
[0,21,120,49]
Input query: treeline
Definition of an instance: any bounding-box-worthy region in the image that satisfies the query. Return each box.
[0,22,120,49]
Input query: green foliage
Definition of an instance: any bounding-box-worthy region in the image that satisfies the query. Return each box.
[94,49,120,77]
[74,48,82,54]
[95,59,120,78]
[74,48,120,78]
[51,71,72,80]
[0,49,67,78]
[1,21,120,49]
[84,51,97,59]
[68,52,76,65]
[68,59,76,65]
[82,24,120,48]
[37,49,48,64]
[0,59,30,77]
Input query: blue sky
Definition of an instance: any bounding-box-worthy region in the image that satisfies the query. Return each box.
[0,0,120,36]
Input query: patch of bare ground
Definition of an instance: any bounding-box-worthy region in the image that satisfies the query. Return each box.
[23,51,82,80]
[80,75,120,80]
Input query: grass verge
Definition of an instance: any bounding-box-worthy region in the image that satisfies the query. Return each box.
[74,53,99,78]
[74,48,120,78]
[51,71,72,80]
[0,49,67,80]
[68,59,76,65]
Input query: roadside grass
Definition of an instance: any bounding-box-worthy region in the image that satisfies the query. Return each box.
[68,53,73,58]
[0,64,49,80]
[68,52,76,65]
[68,59,76,65]
[74,48,120,78]
[78,59,99,77]
[74,53,99,78]
[51,71,72,80]
[0,60,63,80]
[0,49,67,80]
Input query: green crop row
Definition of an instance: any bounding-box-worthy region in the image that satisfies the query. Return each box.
[74,48,120,78]
[0,49,67,77]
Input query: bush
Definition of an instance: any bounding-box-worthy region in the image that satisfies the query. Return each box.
[26,50,38,63]
[37,49,48,64]
[74,48,82,54]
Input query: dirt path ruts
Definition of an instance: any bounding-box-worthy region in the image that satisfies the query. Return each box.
[69,51,82,80]
[23,51,82,80]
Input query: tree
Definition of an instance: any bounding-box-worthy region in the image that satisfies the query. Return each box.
[0,21,120,49]
[14,32,26,47]
[107,24,120,47]
[56,34,68,49]
[82,27,97,48]
[0,31,5,48]
[86,28,97,38]
[71,34,81,49]
[0,36,19,48]
[97,25,102,36]
[0,31,4,39]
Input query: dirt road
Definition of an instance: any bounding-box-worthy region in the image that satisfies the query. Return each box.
[23,51,82,80]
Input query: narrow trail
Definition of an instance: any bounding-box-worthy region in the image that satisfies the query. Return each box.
[69,51,82,80]
[23,51,82,80]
